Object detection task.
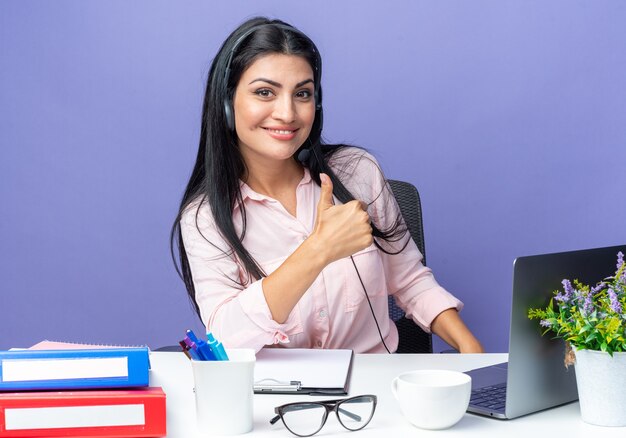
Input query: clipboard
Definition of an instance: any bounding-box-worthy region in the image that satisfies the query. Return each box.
[253,348,354,395]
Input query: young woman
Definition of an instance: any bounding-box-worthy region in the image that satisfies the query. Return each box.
[171,17,483,354]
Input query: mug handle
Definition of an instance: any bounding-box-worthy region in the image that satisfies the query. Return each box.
[391,377,399,400]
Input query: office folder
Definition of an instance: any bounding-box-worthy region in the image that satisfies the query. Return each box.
[0,347,150,391]
[254,348,353,395]
[0,387,165,437]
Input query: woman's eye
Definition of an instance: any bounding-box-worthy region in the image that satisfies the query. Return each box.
[254,89,274,98]
[296,89,313,99]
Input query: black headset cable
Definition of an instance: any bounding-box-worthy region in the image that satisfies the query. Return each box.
[350,256,392,354]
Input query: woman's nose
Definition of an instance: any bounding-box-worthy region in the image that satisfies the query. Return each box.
[272,95,296,123]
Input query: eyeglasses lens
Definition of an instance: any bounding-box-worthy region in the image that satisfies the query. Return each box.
[281,402,327,437]
[337,395,376,430]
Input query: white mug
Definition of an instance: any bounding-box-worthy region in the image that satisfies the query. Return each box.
[191,348,256,436]
[391,369,471,430]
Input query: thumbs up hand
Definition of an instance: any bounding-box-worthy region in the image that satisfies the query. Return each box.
[310,173,373,265]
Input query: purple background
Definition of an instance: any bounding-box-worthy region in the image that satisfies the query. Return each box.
[1,1,625,352]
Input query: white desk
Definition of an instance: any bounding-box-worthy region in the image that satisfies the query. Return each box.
[149,352,624,438]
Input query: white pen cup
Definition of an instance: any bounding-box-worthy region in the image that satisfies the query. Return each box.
[191,348,256,436]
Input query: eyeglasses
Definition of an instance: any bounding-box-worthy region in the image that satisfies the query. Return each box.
[269,394,377,437]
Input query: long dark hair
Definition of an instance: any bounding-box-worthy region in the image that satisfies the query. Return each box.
[171,17,407,319]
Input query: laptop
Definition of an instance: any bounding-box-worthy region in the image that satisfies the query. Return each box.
[466,244,626,419]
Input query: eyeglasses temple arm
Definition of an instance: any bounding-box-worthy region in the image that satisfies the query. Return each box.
[338,407,362,422]
[269,414,281,425]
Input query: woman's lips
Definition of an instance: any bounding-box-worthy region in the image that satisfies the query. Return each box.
[263,127,298,140]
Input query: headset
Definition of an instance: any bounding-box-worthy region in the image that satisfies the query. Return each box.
[222,22,324,155]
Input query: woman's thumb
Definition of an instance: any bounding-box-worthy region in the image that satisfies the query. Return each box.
[317,173,334,209]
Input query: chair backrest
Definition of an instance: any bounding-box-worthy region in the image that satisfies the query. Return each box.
[387,180,433,353]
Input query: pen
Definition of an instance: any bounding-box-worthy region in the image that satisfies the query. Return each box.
[183,337,203,361]
[196,339,217,361]
[178,340,192,360]
[207,332,229,361]
[254,379,301,392]
[186,330,218,361]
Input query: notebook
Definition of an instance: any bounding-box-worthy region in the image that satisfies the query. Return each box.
[466,244,626,419]
[254,348,353,395]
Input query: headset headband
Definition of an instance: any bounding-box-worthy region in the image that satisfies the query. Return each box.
[222,22,322,109]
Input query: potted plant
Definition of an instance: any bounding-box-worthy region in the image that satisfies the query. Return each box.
[528,251,626,426]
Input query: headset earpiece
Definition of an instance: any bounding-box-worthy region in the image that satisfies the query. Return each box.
[224,99,235,131]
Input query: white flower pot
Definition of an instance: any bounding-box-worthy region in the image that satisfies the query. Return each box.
[574,348,626,426]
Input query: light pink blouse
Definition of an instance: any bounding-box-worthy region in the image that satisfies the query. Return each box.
[181,148,462,353]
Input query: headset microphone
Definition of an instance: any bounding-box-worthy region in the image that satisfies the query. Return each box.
[296,147,311,163]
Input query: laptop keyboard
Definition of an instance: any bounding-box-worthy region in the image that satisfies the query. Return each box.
[470,382,507,411]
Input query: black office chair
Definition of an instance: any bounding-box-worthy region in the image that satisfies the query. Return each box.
[387,180,433,354]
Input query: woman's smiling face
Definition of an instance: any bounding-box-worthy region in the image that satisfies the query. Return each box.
[233,53,316,167]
